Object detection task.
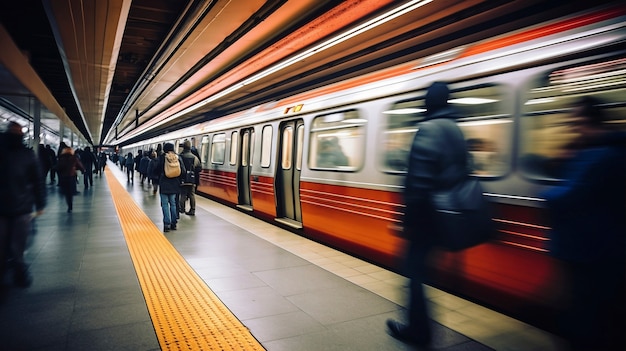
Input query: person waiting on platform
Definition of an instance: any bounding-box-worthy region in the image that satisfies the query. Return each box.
[157,143,185,232]
[125,152,134,182]
[179,140,201,216]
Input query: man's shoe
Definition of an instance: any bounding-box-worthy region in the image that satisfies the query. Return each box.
[170,223,177,230]
[185,211,195,216]
[164,225,170,232]
[386,319,430,346]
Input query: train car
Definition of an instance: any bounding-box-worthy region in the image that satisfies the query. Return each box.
[122,4,626,331]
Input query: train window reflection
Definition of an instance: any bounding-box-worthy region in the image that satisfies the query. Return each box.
[241,131,250,167]
[310,110,365,171]
[382,85,509,176]
[261,125,272,168]
[459,119,511,176]
[211,133,225,164]
[200,135,210,166]
[281,126,293,170]
[520,57,626,180]
[230,131,238,165]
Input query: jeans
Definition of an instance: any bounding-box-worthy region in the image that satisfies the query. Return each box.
[179,184,196,212]
[160,193,178,226]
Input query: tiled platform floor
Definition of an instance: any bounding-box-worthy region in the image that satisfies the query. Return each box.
[0,162,567,350]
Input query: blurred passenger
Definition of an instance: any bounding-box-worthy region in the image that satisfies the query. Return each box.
[37,144,53,185]
[118,153,125,171]
[386,82,469,347]
[543,96,626,351]
[57,147,85,213]
[147,151,160,195]
[157,143,185,232]
[316,137,349,168]
[133,150,142,176]
[80,146,97,189]
[124,152,134,182]
[56,142,69,186]
[0,122,46,288]
[139,151,150,185]
[98,152,107,173]
[179,140,201,216]
[45,144,57,185]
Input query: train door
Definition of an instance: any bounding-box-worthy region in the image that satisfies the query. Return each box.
[236,128,253,211]
[274,119,304,229]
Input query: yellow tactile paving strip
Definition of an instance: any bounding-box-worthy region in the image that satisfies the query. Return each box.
[104,168,266,351]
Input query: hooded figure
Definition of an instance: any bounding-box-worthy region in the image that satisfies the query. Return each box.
[386,82,469,346]
[57,147,85,212]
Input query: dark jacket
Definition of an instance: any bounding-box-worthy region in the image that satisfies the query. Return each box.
[57,150,85,177]
[139,155,150,175]
[157,151,185,194]
[403,84,468,237]
[543,131,626,262]
[80,149,97,171]
[0,134,46,216]
[147,158,160,180]
[180,149,201,185]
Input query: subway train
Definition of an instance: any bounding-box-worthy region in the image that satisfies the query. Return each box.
[121,4,626,331]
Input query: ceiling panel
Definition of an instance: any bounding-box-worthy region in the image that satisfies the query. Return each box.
[1,0,613,146]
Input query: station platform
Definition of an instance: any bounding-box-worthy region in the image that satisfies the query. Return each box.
[0,162,567,350]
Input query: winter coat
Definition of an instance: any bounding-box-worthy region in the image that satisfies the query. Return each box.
[139,155,150,175]
[543,131,626,263]
[147,158,160,180]
[0,134,46,216]
[180,149,201,185]
[56,150,85,178]
[403,84,468,240]
[157,151,186,194]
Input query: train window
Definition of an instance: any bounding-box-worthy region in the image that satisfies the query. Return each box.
[250,129,256,166]
[211,133,225,164]
[309,110,365,171]
[230,131,238,165]
[200,135,210,165]
[242,131,250,167]
[382,85,510,176]
[281,126,293,169]
[520,57,626,180]
[261,125,272,168]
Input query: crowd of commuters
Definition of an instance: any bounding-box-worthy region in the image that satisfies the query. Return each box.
[0,122,114,289]
[118,141,201,232]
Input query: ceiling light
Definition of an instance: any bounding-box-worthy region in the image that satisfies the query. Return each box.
[449,98,498,105]
[115,0,435,143]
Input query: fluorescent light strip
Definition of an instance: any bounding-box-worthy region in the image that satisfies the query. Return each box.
[120,0,434,142]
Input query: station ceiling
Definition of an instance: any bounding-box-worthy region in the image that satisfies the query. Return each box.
[0,0,605,147]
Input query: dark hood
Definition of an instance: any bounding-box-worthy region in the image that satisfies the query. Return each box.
[425,81,450,116]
